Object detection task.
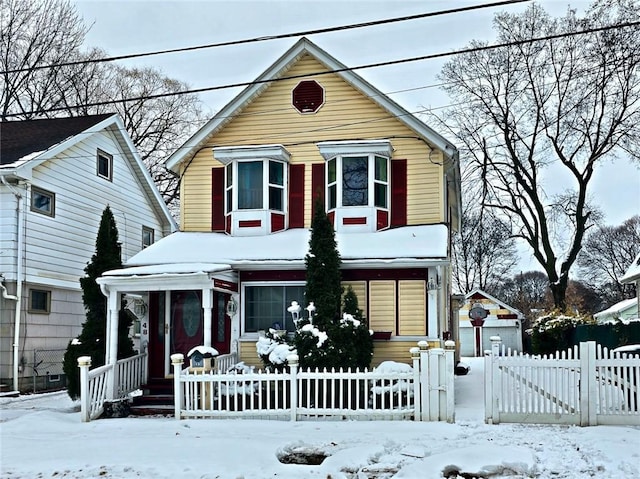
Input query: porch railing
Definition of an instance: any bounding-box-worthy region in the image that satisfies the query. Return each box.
[78,352,148,422]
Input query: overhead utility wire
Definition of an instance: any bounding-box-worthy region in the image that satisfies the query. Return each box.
[9,20,639,119]
[2,0,531,74]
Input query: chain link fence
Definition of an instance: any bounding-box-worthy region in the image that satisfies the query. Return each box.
[32,349,66,393]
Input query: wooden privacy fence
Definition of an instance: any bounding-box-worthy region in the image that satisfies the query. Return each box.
[485,337,640,426]
[78,352,148,422]
[171,341,455,422]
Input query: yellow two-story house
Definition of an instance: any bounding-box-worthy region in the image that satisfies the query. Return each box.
[98,38,461,378]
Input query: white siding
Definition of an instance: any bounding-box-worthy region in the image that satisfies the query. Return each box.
[23,129,167,290]
[0,189,18,278]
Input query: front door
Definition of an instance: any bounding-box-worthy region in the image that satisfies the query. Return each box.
[148,290,233,378]
[171,290,203,357]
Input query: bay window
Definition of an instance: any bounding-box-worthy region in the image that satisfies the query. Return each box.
[325,154,389,209]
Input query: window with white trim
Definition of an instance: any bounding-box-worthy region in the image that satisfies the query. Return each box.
[318,140,392,211]
[97,149,113,181]
[142,226,154,249]
[326,154,389,209]
[31,187,55,217]
[243,283,306,333]
[214,145,290,215]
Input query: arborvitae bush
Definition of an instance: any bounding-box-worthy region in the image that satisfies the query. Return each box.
[63,206,135,399]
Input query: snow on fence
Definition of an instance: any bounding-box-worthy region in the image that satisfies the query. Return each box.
[171,341,455,422]
[78,352,148,422]
[485,337,640,426]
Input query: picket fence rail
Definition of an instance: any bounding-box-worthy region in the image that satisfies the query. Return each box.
[170,341,455,422]
[485,338,640,426]
[78,352,148,422]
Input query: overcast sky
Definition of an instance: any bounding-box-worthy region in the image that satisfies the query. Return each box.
[73,0,639,237]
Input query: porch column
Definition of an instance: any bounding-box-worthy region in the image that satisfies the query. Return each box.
[202,288,213,347]
[106,289,119,400]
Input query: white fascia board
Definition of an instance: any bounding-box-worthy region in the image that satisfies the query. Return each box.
[165,37,459,173]
[106,117,177,232]
[213,144,291,165]
[97,272,214,292]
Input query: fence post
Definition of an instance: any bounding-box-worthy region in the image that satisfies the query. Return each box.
[486,336,502,424]
[418,340,430,421]
[410,347,421,421]
[78,356,92,423]
[171,354,184,420]
[579,341,597,426]
[444,340,456,423]
[287,354,299,422]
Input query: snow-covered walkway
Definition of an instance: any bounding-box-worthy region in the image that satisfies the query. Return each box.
[1,357,638,478]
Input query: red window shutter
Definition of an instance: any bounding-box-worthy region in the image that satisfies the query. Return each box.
[391,159,407,226]
[288,164,305,228]
[311,163,325,208]
[211,167,225,231]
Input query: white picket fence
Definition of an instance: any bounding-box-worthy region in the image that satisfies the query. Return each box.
[485,338,640,426]
[78,352,148,422]
[170,341,456,422]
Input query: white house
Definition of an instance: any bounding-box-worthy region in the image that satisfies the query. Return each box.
[0,114,176,392]
[593,297,639,324]
[620,252,640,320]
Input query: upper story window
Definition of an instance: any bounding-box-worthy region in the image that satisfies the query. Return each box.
[214,145,290,214]
[319,140,392,211]
[31,186,55,217]
[97,149,113,181]
[142,226,154,249]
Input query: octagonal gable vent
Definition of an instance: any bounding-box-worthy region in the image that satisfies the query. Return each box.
[292,80,324,114]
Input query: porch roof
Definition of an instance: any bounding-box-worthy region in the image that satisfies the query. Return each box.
[107,224,449,276]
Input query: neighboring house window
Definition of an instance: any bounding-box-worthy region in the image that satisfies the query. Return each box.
[318,140,392,211]
[31,187,55,217]
[243,283,306,333]
[97,149,113,181]
[29,289,51,313]
[142,226,154,249]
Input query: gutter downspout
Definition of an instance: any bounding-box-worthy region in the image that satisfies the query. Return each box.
[1,176,26,392]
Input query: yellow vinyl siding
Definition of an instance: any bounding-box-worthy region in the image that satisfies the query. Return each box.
[180,54,444,230]
[341,280,367,315]
[369,280,396,334]
[238,340,263,369]
[398,280,426,336]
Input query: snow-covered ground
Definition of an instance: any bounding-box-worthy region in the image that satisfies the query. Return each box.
[1,357,638,478]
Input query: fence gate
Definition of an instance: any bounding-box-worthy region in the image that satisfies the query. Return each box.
[32,349,66,393]
[485,339,640,426]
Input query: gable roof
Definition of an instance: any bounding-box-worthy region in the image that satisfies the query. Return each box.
[594,297,638,320]
[165,37,459,174]
[621,252,640,284]
[0,114,113,166]
[463,288,524,318]
[0,114,176,231]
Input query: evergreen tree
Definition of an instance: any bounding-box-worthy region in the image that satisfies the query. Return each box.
[292,201,373,370]
[63,206,135,399]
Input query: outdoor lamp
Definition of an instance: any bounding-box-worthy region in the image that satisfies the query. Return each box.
[288,301,302,323]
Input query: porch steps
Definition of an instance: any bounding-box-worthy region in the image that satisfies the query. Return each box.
[129,379,174,416]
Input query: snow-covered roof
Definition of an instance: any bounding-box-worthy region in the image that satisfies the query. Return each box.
[594,297,639,319]
[462,288,524,319]
[620,252,640,284]
[111,225,448,275]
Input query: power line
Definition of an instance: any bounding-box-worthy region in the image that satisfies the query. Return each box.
[6,19,638,119]
[2,0,532,74]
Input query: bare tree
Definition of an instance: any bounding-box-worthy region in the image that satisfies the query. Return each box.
[432,0,640,310]
[452,204,519,294]
[0,0,88,119]
[577,215,640,305]
[1,0,205,213]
